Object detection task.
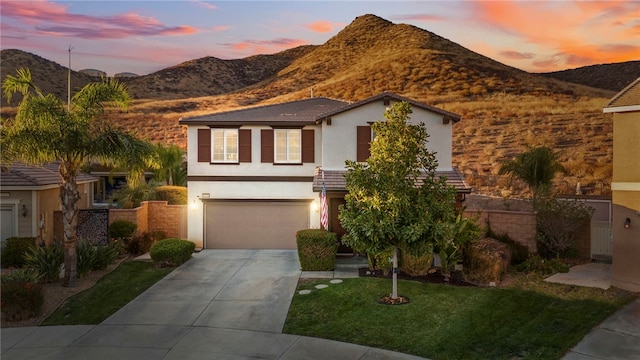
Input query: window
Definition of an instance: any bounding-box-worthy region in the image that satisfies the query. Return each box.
[274,129,301,163]
[211,129,238,163]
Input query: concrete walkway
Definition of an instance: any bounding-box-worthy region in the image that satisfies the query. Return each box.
[544,261,640,359]
[1,250,427,360]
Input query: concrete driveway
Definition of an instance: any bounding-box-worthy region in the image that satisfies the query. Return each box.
[1,249,428,360]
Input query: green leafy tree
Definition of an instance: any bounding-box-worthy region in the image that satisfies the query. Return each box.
[339,101,457,300]
[499,146,565,196]
[2,68,158,287]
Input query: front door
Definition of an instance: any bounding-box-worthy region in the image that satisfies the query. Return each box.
[329,197,353,254]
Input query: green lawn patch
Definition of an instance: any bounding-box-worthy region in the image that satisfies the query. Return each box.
[41,260,174,325]
[284,277,636,360]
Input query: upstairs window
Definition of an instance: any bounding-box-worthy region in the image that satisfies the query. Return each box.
[212,129,238,163]
[274,129,301,164]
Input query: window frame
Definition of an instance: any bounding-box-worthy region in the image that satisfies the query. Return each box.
[274,128,302,164]
[211,128,239,163]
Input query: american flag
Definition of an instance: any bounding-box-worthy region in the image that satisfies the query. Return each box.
[320,170,328,230]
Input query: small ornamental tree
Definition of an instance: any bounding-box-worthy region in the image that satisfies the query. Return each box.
[339,101,457,302]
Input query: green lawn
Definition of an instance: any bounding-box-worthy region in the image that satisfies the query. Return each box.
[284,276,636,360]
[41,260,174,325]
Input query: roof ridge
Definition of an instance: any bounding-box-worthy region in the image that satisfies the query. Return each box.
[605,77,640,108]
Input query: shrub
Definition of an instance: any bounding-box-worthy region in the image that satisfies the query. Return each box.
[92,243,120,270]
[155,186,187,205]
[108,220,137,240]
[466,238,511,284]
[1,237,36,268]
[126,231,165,255]
[150,238,195,267]
[24,244,64,283]
[516,254,570,275]
[371,247,394,276]
[1,268,44,321]
[296,229,339,271]
[77,240,97,277]
[400,243,434,276]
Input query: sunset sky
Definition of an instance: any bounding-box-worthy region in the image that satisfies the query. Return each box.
[1,0,638,76]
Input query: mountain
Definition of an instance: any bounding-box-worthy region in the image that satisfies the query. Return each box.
[0,49,96,106]
[540,61,640,92]
[1,14,632,197]
[120,45,315,100]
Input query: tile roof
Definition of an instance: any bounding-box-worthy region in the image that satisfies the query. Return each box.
[0,163,97,188]
[605,77,640,109]
[312,167,471,193]
[178,92,461,126]
[178,97,349,126]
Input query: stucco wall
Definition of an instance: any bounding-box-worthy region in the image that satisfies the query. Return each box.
[321,100,453,171]
[611,110,640,292]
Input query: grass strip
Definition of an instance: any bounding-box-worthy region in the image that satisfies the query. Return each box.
[41,260,174,325]
[284,277,635,360]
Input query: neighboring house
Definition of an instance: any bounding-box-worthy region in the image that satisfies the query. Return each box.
[179,92,471,250]
[603,77,640,292]
[0,163,97,246]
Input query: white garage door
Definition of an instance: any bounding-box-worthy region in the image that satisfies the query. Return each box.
[204,200,310,249]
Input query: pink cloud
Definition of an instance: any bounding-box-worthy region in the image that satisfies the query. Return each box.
[499,50,536,60]
[2,0,197,39]
[469,0,640,70]
[212,25,230,32]
[305,20,335,33]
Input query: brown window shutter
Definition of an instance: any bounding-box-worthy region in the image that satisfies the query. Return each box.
[261,129,274,163]
[302,129,314,163]
[239,129,251,163]
[197,128,211,162]
[357,126,371,162]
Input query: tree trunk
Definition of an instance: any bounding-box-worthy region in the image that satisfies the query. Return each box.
[392,245,398,299]
[60,163,80,287]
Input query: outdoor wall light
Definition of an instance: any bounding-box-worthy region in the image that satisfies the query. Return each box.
[310,200,319,213]
[624,217,631,229]
[21,205,28,217]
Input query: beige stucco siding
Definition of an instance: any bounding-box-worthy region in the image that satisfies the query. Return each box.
[612,112,640,186]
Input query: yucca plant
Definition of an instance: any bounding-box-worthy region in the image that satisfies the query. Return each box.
[92,243,120,270]
[24,245,64,283]
[76,240,97,277]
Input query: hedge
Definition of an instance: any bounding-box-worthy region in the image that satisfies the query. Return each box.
[150,238,195,267]
[296,229,338,271]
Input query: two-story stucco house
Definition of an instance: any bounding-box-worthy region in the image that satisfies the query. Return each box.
[179,92,470,250]
[603,77,640,292]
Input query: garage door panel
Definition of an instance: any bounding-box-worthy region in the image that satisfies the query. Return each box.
[205,201,309,249]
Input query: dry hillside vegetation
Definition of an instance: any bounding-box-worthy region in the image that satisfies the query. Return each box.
[541,61,640,92]
[2,14,636,197]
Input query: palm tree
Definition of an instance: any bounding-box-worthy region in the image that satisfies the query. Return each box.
[2,68,158,287]
[499,145,565,196]
[153,143,184,186]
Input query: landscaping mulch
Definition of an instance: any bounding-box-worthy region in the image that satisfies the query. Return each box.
[359,267,476,287]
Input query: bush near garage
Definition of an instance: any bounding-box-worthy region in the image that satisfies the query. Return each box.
[150,238,195,267]
[296,229,339,271]
[1,237,36,268]
[1,267,44,321]
[126,231,166,256]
